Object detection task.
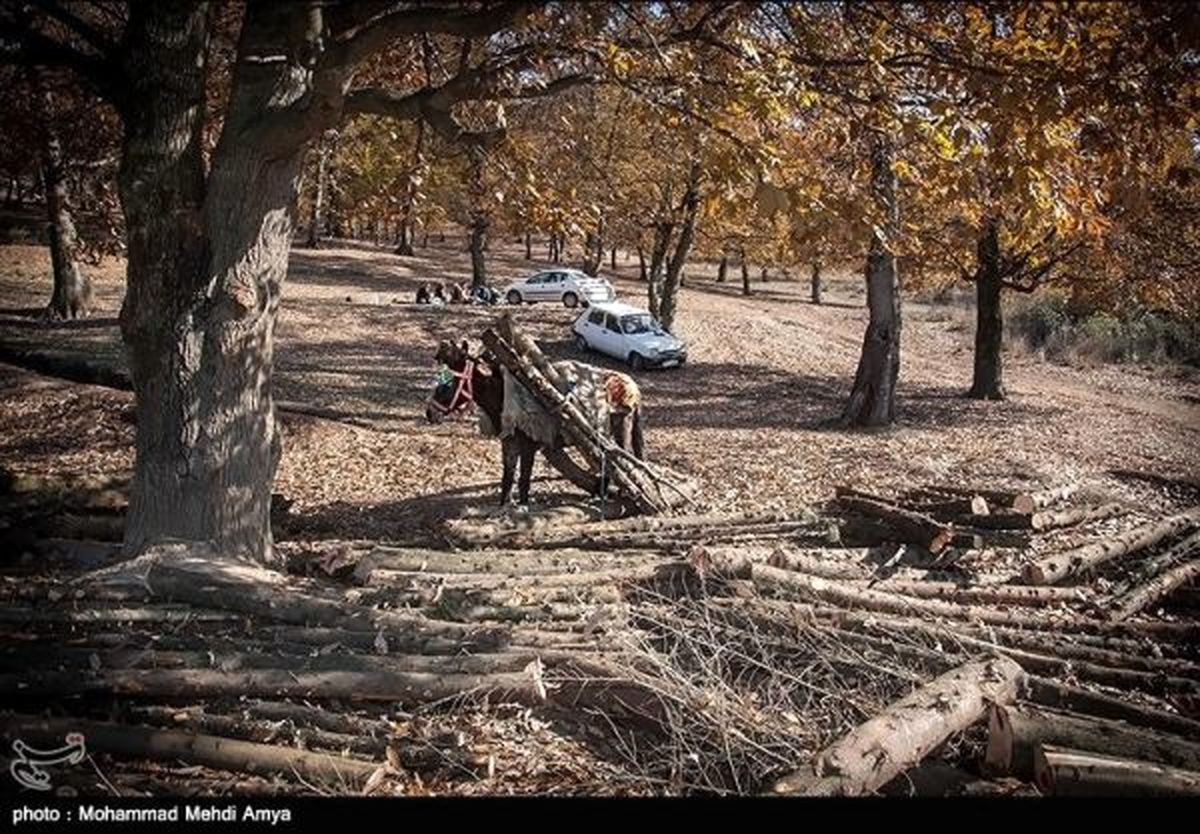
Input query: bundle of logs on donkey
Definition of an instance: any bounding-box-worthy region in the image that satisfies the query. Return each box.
[1,317,1198,796]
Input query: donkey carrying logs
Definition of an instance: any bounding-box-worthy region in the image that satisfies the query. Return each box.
[425,339,645,508]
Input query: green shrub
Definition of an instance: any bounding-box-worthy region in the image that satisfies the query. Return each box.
[1009,298,1200,367]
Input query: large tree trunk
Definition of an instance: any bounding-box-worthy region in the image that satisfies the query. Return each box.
[740,250,750,296]
[843,132,901,428]
[36,79,92,319]
[811,261,822,304]
[637,245,647,281]
[717,254,728,282]
[658,162,700,333]
[969,218,1005,399]
[524,230,532,259]
[117,4,327,565]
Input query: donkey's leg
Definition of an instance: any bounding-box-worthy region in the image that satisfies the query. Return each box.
[517,434,537,507]
[500,437,518,505]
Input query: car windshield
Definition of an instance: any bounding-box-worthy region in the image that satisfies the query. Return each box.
[621,314,664,335]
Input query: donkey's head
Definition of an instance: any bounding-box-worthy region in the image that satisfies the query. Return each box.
[426,340,474,424]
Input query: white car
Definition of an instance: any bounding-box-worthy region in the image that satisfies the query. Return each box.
[502,268,615,308]
[572,301,688,370]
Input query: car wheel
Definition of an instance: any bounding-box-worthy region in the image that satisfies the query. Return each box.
[506,290,522,305]
[574,334,589,353]
[628,353,645,371]
[562,291,578,308]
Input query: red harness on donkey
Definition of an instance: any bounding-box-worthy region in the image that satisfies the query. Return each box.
[427,360,476,418]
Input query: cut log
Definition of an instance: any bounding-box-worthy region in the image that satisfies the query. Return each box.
[1024,676,1200,740]
[1104,530,1200,603]
[0,714,381,787]
[1023,507,1200,585]
[767,655,1024,796]
[689,544,882,581]
[963,503,1125,532]
[0,604,241,624]
[909,496,991,519]
[697,548,1079,606]
[737,597,1200,697]
[1033,745,1200,796]
[834,492,956,553]
[750,564,1111,633]
[847,578,1086,608]
[4,665,548,705]
[123,705,389,758]
[1109,540,1200,621]
[353,547,669,580]
[81,542,510,649]
[984,703,1200,778]
[925,483,1078,514]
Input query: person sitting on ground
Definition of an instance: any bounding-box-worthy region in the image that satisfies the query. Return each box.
[431,282,447,305]
[468,284,497,305]
[415,283,431,304]
[448,283,467,304]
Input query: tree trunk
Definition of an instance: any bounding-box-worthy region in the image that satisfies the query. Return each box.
[740,250,750,296]
[610,245,617,270]
[394,122,424,257]
[717,254,728,282]
[582,217,604,276]
[969,218,1005,399]
[646,220,673,319]
[35,78,92,319]
[637,245,647,281]
[658,162,700,333]
[524,230,532,259]
[843,131,901,428]
[117,4,328,565]
[768,656,1024,796]
[760,266,769,283]
[304,133,328,248]
[467,147,489,288]
[811,261,822,304]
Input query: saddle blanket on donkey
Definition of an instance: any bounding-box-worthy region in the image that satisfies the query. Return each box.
[477,360,639,449]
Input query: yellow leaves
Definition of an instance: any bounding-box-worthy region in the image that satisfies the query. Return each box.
[891,159,918,183]
[754,181,791,218]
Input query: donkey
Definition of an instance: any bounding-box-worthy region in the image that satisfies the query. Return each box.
[425,340,644,507]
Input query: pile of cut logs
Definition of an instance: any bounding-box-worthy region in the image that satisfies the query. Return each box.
[2,475,1198,796]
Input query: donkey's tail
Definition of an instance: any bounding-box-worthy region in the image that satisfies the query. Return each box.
[631,408,645,460]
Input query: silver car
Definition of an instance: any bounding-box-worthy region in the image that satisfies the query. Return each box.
[502,269,616,308]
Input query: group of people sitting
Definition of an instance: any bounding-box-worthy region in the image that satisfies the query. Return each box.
[415,281,500,306]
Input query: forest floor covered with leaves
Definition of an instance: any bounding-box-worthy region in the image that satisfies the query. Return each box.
[1,238,1197,541]
[1,239,1199,797]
